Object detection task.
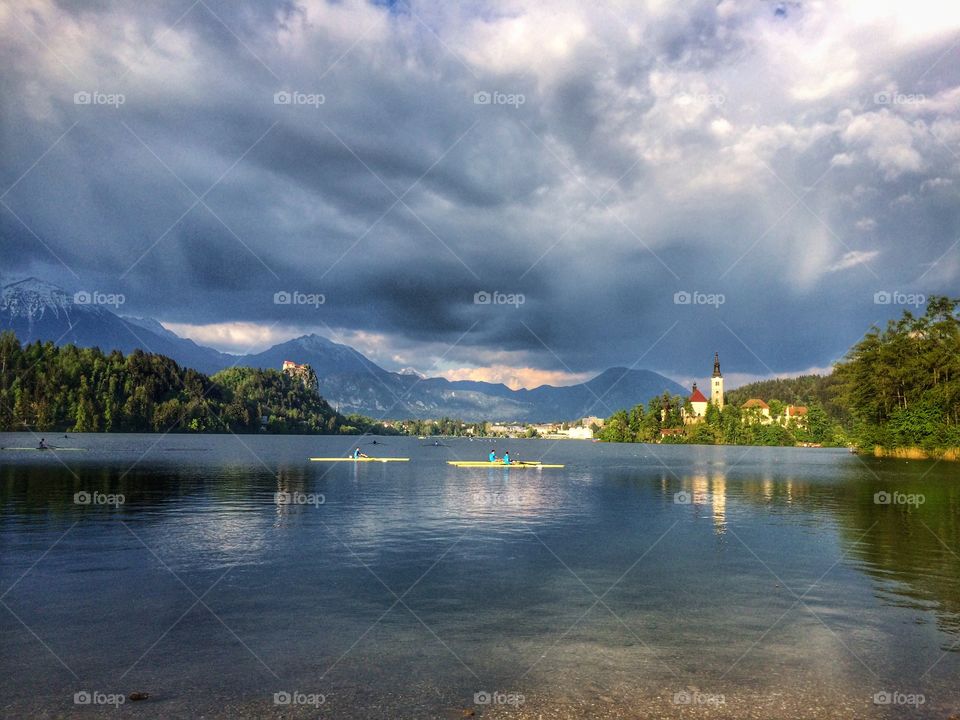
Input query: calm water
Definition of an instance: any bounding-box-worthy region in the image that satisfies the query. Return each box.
[1,434,958,718]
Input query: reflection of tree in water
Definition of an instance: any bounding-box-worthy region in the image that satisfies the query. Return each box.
[729,460,960,640]
[833,465,960,640]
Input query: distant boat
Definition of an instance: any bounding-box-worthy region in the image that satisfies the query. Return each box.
[309,457,409,463]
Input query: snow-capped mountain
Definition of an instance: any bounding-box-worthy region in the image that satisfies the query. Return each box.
[0,278,75,321]
[0,278,685,420]
[0,278,232,374]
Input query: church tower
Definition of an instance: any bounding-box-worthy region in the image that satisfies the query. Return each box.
[711,352,724,409]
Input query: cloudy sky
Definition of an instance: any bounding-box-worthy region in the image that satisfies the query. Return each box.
[1,0,958,389]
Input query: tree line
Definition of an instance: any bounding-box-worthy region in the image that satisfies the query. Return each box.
[834,296,960,452]
[0,333,393,435]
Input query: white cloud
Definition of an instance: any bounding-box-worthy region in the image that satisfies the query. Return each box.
[827,250,881,273]
[840,110,926,179]
[439,365,592,390]
[162,322,304,354]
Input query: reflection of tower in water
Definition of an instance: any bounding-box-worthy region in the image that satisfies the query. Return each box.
[682,473,727,536]
[711,474,726,535]
[762,477,774,501]
[692,474,709,502]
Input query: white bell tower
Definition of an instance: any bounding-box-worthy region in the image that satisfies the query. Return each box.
[711,352,724,409]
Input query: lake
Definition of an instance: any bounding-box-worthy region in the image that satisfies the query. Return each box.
[1,434,958,718]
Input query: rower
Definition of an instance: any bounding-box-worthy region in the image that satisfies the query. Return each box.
[352,447,368,459]
[488,450,497,463]
[502,450,511,465]
[38,438,48,450]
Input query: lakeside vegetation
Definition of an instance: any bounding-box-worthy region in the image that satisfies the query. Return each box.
[0,332,395,435]
[595,392,842,447]
[835,296,960,454]
[596,297,960,455]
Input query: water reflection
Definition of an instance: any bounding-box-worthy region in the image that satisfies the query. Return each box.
[674,471,727,536]
[712,475,726,535]
[1,438,959,718]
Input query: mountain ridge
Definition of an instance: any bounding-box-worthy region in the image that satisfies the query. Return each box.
[0,278,685,421]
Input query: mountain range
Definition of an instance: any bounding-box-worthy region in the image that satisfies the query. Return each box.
[0,278,685,421]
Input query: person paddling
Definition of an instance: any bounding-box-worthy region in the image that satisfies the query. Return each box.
[38,438,48,450]
[352,447,368,459]
[502,450,511,465]
[488,449,497,463]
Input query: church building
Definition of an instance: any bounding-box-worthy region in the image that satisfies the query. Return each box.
[682,353,725,424]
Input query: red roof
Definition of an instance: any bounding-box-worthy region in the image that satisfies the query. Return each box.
[689,386,708,403]
[742,398,770,410]
[788,405,808,416]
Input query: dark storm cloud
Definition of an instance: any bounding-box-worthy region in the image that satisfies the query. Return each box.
[1,0,959,382]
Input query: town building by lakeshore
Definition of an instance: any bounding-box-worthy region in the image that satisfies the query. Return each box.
[740,397,808,426]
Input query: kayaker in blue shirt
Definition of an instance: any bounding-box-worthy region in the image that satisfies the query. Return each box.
[502,450,511,465]
[353,447,368,459]
[488,450,497,462]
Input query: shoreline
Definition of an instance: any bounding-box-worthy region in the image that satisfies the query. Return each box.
[1,687,947,720]
[857,446,960,462]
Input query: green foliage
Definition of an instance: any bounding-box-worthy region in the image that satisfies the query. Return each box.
[593,372,847,448]
[725,373,847,423]
[835,296,960,453]
[596,409,631,442]
[0,333,392,435]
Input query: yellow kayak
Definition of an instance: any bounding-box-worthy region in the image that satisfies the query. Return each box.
[447,461,564,468]
[309,457,409,463]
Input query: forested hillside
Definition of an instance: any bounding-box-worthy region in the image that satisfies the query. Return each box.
[725,373,846,423]
[0,332,388,434]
